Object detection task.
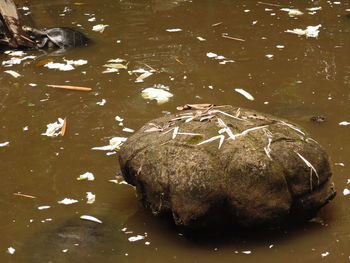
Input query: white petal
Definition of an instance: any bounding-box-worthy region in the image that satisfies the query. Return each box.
[80,215,102,223]
[234,88,254,101]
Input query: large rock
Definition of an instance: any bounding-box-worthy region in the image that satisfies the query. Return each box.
[119,105,336,228]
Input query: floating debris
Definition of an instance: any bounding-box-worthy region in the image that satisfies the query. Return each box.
[122,128,134,133]
[4,50,26,56]
[321,251,330,257]
[64,59,88,66]
[47,85,92,91]
[80,215,102,223]
[222,34,245,42]
[92,137,127,151]
[86,192,96,204]
[280,8,303,16]
[141,87,173,104]
[285,24,322,38]
[2,55,36,67]
[115,116,124,122]
[196,36,206,41]
[307,7,322,11]
[4,70,21,78]
[128,235,145,242]
[58,198,78,205]
[44,62,74,71]
[242,251,252,254]
[339,121,350,126]
[7,247,15,255]
[136,72,153,82]
[38,206,51,210]
[96,99,107,106]
[234,88,255,101]
[0,142,9,147]
[42,118,65,137]
[77,172,95,181]
[103,63,127,69]
[343,188,350,196]
[166,28,182,32]
[13,192,36,199]
[92,24,108,33]
[206,52,234,64]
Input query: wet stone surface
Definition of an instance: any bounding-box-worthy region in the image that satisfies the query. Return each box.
[119,106,336,229]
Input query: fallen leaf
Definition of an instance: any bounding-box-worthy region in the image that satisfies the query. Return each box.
[92,24,108,33]
[36,59,54,67]
[136,72,153,82]
[103,63,127,69]
[77,172,95,181]
[60,117,67,136]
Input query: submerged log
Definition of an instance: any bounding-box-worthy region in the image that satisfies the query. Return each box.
[0,0,35,48]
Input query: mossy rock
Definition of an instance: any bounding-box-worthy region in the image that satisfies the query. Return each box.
[119,106,335,228]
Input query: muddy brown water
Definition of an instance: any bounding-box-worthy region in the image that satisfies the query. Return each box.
[0,0,350,262]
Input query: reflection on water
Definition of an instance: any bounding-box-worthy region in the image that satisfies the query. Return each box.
[1,0,350,262]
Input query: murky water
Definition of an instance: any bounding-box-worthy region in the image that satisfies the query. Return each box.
[1,0,350,262]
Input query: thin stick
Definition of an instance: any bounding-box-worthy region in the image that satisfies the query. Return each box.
[211,22,223,27]
[61,117,67,136]
[175,58,184,64]
[19,34,35,43]
[13,193,36,199]
[47,85,92,91]
[222,35,246,42]
[257,2,282,7]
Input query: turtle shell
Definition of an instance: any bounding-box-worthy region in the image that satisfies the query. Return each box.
[44,27,89,48]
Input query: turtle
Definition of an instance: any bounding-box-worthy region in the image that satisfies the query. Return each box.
[22,26,89,49]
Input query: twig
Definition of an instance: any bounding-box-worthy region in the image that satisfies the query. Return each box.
[19,34,35,43]
[197,135,225,149]
[257,2,282,7]
[295,151,320,191]
[47,85,92,91]
[211,22,223,27]
[222,35,246,42]
[175,58,184,65]
[13,193,36,199]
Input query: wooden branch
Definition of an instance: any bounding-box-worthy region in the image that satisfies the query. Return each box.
[0,0,35,48]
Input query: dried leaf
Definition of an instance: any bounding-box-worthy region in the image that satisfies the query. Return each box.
[103,63,127,69]
[92,24,108,33]
[36,58,54,66]
[60,117,67,136]
[136,72,153,82]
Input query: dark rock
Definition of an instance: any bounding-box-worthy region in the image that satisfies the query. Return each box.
[119,105,336,229]
[310,115,326,123]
